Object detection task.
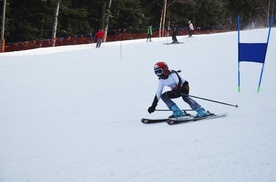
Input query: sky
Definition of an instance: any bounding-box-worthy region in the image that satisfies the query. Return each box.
[0,28,276,182]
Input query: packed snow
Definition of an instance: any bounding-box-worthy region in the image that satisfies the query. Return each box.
[0,28,276,182]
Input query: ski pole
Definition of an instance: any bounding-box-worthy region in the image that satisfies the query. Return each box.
[182,94,239,108]
[185,37,190,42]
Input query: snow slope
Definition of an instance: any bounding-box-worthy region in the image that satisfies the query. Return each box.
[0,28,276,182]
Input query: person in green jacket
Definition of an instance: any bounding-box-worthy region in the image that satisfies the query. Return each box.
[147,25,153,42]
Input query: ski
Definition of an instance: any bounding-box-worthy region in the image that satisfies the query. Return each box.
[163,42,184,45]
[141,111,192,124]
[141,118,168,124]
[167,112,227,125]
[142,112,226,125]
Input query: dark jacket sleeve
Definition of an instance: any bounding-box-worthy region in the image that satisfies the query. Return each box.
[151,95,158,107]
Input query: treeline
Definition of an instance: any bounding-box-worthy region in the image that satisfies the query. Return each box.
[1,0,275,43]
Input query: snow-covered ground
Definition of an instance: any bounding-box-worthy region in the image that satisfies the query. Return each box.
[1,28,276,182]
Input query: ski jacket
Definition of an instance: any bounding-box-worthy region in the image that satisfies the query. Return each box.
[189,23,194,31]
[172,25,179,33]
[96,30,104,39]
[156,70,186,100]
[148,26,152,35]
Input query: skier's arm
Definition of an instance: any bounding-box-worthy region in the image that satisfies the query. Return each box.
[148,81,163,114]
[148,95,158,114]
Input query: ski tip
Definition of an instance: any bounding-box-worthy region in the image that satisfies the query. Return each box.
[207,111,215,116]
[167,120,175,125]
[141,118,149,124]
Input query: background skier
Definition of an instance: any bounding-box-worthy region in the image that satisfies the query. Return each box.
[171,22,179,43]
[148,61,208,118]
[95,29,104,48]
[188,20,194,37]
[147,25,153,42]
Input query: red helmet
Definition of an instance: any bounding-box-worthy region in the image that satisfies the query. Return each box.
[154,62,170,78]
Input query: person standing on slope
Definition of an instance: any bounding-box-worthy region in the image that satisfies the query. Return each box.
[188,20,194,37]
[147,25,153,42]
[148,61,208,118]
[95,29,104,48]
[171,22,179,43]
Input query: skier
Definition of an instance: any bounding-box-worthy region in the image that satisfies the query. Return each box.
[95,29,104,48]
[188,20,194,37]
[148,61,208,118]
[147,25,153,42]
[171,22,179,43]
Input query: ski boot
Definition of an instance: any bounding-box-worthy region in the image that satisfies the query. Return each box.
[169,104,184,118]
[195,107,208,117]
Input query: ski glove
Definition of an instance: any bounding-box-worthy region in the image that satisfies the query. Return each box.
[148,106,156,114]
[148,95,158,114]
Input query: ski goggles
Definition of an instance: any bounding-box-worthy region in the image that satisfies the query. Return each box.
[154,68,163,76]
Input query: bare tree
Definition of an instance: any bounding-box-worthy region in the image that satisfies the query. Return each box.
[159,0,167,37]
[103,0,112,42]
[252,0,275,24]
[1,0,7,52]
[159,0,189,37]
[52,0,62,47]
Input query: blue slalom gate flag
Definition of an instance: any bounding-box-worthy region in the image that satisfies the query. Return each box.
[239,43,268,63]
[237,15,274,92]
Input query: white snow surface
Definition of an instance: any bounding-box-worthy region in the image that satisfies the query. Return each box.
[1,29,276,182]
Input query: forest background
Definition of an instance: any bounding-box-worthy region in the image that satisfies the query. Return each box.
[0,0,275,44]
